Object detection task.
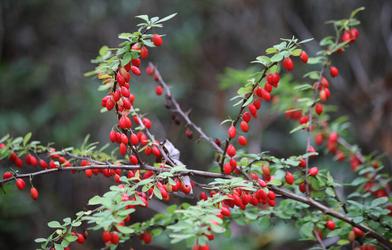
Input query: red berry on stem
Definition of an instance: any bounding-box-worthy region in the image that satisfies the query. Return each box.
[282,57,294,71]
[151,34,163,46]
[238,136,247,146]
[300,51,309,63]
[130,65,141,76]
[3,171,13,179]
[155,85,163,96]
[240,121,249,132]
[315,103,323,115]
[285,172,294,185]
[326,220,335,230]
[111,232,120,244]
[309,167,319,176]
[228,125,236,139]
[16,178,26,190]
[140,46,149,59]
[226,144,236,158]
[30,187,39,200]
[330,66,339,77]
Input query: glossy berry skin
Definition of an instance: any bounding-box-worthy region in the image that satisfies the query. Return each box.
[300,51,309,63]
[226,144,236,158]
[155,85,163,96]
[238,136,247,146]
[3,171,13,180]
[282,57,294,71]
[30,187,39,200]
[309,167,319,176]
[102,231,112,243]
[315,103,323,115]
[16,178,26,190]
[285,172,294,185]
[151,34,163,46]
[141,231,152,244]
[228,125,236,139]
[326,220,336,230]
[111,232,120,244]
[330,66,339,77]
[266,73,280,87]
[240,121,249,132]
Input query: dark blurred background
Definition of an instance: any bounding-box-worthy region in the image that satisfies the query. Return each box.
[0,0,391,249]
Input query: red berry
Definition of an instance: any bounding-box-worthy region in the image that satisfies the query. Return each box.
[285,172,294,185]
[140,46,149,59]
[223,163,232,175]
[39,159,48,169]
[240,121,249,132]
[350,28,359,41]
[130,133,139,145]
[220,206,231,217]
[129,155,138,164]
[266,73,280,87]
[199,192,208,200]
[238,136,247,146]
[299,116,309,125]
[111,232,120,244]
[326,220,335,230]
[3,171,13,180]
[353,227,364,237]
[309,167,319,176]
[300,51,309,63]
[315,103,323,115]
[131,58,141,67]
[85,169,93,177]
[146,65,154,75]
[119,143,127,155]
[15,178,26,190]
[267,191,276,200]
[242,112,251,122]
[130,66,141,76]
[226,144,236,158]
[142,118,152,129]
[102,231,112,243]
[330,66,339,77]
[151,34,163,46]
[141,231,152,244]
[76,233,85,244]
[155,85,163,96]
[228,125,236,139]
[341,31,352,43]
[30,187,39,200]
[282,57,294,71]
[120,86,130,97]
[119,116,132,129]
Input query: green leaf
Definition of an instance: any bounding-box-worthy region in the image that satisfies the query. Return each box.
[135,15,149,22]
[117,226,134,234]
[371,197,388,207]
[156,13,178,23]
[88,195,103,205]
[23,132,32,146]
[291,49,302,56]
[48,221,62,229]
[270,53,284,62]
[265,47,278,54]
[153,186,163,200]
[34,238,47,243]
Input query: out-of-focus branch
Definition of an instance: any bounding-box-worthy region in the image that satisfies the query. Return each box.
[147,63,224,154]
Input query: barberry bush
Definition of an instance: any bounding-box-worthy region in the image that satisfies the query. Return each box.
[1,7,391,250]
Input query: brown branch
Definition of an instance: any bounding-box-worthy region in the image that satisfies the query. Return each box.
[1,158,390,248]
[270,186,392,250]
[0,163,228,185]
[147,63,223,154]
[219,64,275,171]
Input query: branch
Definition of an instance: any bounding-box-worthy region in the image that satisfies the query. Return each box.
[271,186,392,250]
[147,63,223,154]
[0,163,228,185]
